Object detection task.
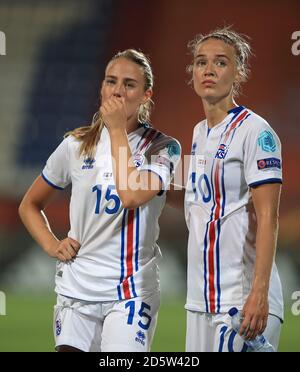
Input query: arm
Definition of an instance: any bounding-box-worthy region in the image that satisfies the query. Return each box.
[239,183,281,340]
[109,128,162,209]
[19,175,80,261]
[101,97,162,209]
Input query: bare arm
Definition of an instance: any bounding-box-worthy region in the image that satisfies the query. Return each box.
[101,97,162,209]
[19,175,80,261]
[109,128,162,209]
[239,183,281,340]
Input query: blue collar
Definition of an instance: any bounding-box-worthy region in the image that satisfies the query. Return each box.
[227,105,245,115]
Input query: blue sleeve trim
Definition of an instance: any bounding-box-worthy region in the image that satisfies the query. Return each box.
[139,169,165,196]
[41,172,64,190]
[249,178,282,188]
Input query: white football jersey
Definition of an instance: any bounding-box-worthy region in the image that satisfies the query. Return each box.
[185,106,283,319]
[42,123,181,301]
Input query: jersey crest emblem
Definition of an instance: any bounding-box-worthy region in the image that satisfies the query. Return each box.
[215,144,228,159]
[133,153,145,168]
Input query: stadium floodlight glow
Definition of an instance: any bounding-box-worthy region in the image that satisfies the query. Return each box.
[291,31,300,56]
[0,291,6,316]
[0,31,6,55]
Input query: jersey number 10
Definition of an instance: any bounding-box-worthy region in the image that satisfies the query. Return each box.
[191,172,212,203]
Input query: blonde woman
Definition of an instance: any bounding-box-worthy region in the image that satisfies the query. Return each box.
[169,28,283,352]
[19,49,181,352]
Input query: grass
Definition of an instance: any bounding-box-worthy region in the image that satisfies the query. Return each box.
[0,294,55,352]
[0,294,298,352]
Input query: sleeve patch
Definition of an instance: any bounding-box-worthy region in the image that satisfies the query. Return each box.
[257,158,281,170]
[167,141,181,157]
[258,130,276,152]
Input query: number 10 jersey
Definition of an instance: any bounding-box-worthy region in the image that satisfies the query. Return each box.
[185,106,283,320]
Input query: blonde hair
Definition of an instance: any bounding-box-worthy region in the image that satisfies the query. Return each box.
[187,26,252,97]
[65,49,154,158]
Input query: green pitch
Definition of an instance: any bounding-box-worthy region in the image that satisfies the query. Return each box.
[0,294,298,352]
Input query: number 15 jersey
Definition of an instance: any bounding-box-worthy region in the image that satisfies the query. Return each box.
[42,124,181,302]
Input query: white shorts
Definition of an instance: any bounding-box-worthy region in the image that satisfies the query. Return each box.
[186,311,282,352]
[53,292,160,352]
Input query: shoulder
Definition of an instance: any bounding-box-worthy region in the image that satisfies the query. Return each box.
[148,128,182,156]
[61,134,82,152]
[243,109,276,133]
[242,109,281,148]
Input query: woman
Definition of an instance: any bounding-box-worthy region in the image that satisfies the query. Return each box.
[171,27,283,352]
[19,49,181,352]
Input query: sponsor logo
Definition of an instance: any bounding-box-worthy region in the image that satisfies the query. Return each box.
[258,131,276,152]
[57,270,63,278]
[82,157,95,170]
[215,144,229,159]
[257,157,281,170]
[135,330,146,346]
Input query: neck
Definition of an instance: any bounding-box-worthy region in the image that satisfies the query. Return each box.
[126,116,140,134]
[202,97,238,128]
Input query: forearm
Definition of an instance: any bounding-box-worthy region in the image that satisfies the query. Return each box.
[109,128,160,208]
[252,215,278,292]
[19,201,59,257]
[110,128,137,201]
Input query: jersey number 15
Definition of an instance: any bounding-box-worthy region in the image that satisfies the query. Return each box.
[92,184,121,214]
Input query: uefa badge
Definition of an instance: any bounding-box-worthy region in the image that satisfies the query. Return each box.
[257,159,267,170]
[133,153,145,168]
